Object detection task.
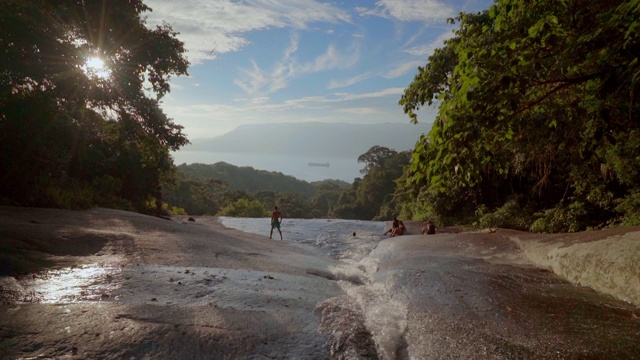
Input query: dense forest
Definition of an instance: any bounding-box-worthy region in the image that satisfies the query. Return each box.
[2,0,639,233]
[396,0,640,232]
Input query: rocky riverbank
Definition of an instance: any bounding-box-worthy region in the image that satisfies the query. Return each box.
[1,207,639,359]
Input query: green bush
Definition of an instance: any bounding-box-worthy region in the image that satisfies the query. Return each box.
[218,198,268,217]
[614,190,640,226]
[475,197,531,231]
[170,205,187,216]
[45,184,94,209]
[530,200,588,233]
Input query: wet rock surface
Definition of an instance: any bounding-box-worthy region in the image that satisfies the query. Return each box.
[1,207,639,359]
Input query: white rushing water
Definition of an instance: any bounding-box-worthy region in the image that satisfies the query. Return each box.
[219,217,385,261]
[219,217,408,360]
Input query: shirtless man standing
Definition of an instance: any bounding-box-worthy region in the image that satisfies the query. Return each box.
[269,206,283,240]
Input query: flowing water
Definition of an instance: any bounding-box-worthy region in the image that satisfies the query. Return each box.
[219,218,640,360]
[219,217,412,359]
[219,217,385,262]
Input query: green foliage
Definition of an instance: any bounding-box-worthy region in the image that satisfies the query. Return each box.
[309,181,345,218]
[273,192,312,219]
[475,197,531,231]
[398,0,640,232]
[614,189,640,226]
[44,184,95,210]
[167,147,410,220]
[332,147,410,220]
[218,198,268,217]
[530,201,590,233]
[0,0,189,210]
[170,206,188,216]
[177,163,317,198]
[162,177,227,215]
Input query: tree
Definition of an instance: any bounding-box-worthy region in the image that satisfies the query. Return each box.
[357,145,399,175]
[274,192,312,219]
[399,0,640,231]
[0,0,189,210]
[332,147,410,220]
[309,182,344,218]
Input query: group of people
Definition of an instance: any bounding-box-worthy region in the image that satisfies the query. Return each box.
[269,206,437,240]
[384,217,406,237]
[384,217,438,237]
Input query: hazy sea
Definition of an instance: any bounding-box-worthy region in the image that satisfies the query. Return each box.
[171,150,364,182]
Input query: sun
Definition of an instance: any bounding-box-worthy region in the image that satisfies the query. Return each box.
[83,56,110,79]
[86,56,105,70]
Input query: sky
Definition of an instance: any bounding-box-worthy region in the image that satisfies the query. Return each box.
[142,0,494,140]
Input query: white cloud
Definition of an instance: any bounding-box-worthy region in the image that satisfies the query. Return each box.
[298,44,357,73]
[144,0,351,64]
[182,88,404,116]
[338,107,379,115]
[404,31,454,56]
[384,60,424,79]
[332,87,405,101]
[358,0,454,22]
[161,86,413,138]
[327,73,373,90]
[235,37,360,96]
[234,60,269,94]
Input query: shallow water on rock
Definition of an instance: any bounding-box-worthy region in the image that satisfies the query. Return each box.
[221,218,640,360]
[219,217,386,261]
[3,216,639,359]
[0,264,123,304]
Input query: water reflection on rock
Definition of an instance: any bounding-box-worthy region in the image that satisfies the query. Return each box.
[0,264,122,304]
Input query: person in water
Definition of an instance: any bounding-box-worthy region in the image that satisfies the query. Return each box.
[269,206,283,240]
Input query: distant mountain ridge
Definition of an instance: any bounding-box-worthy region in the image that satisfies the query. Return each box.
[186,122,426,158]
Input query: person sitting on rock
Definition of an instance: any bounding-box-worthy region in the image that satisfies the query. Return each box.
[384,217,400,236]
[392,220,406,236]
[422,220,437,235]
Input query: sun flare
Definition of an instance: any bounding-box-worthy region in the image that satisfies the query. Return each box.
[83,56,110,79]
[86,56,105,70]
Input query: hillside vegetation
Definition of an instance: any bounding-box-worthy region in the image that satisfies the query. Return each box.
[165,162,348,218]
[162,147,405,220]
[395,0,640,232]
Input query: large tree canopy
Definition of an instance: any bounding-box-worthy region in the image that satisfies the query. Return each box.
[331,146,410,220]
[398,0,640,231]
[0,0,189,210]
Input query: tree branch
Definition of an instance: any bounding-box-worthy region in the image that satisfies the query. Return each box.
[517,71,603,115]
